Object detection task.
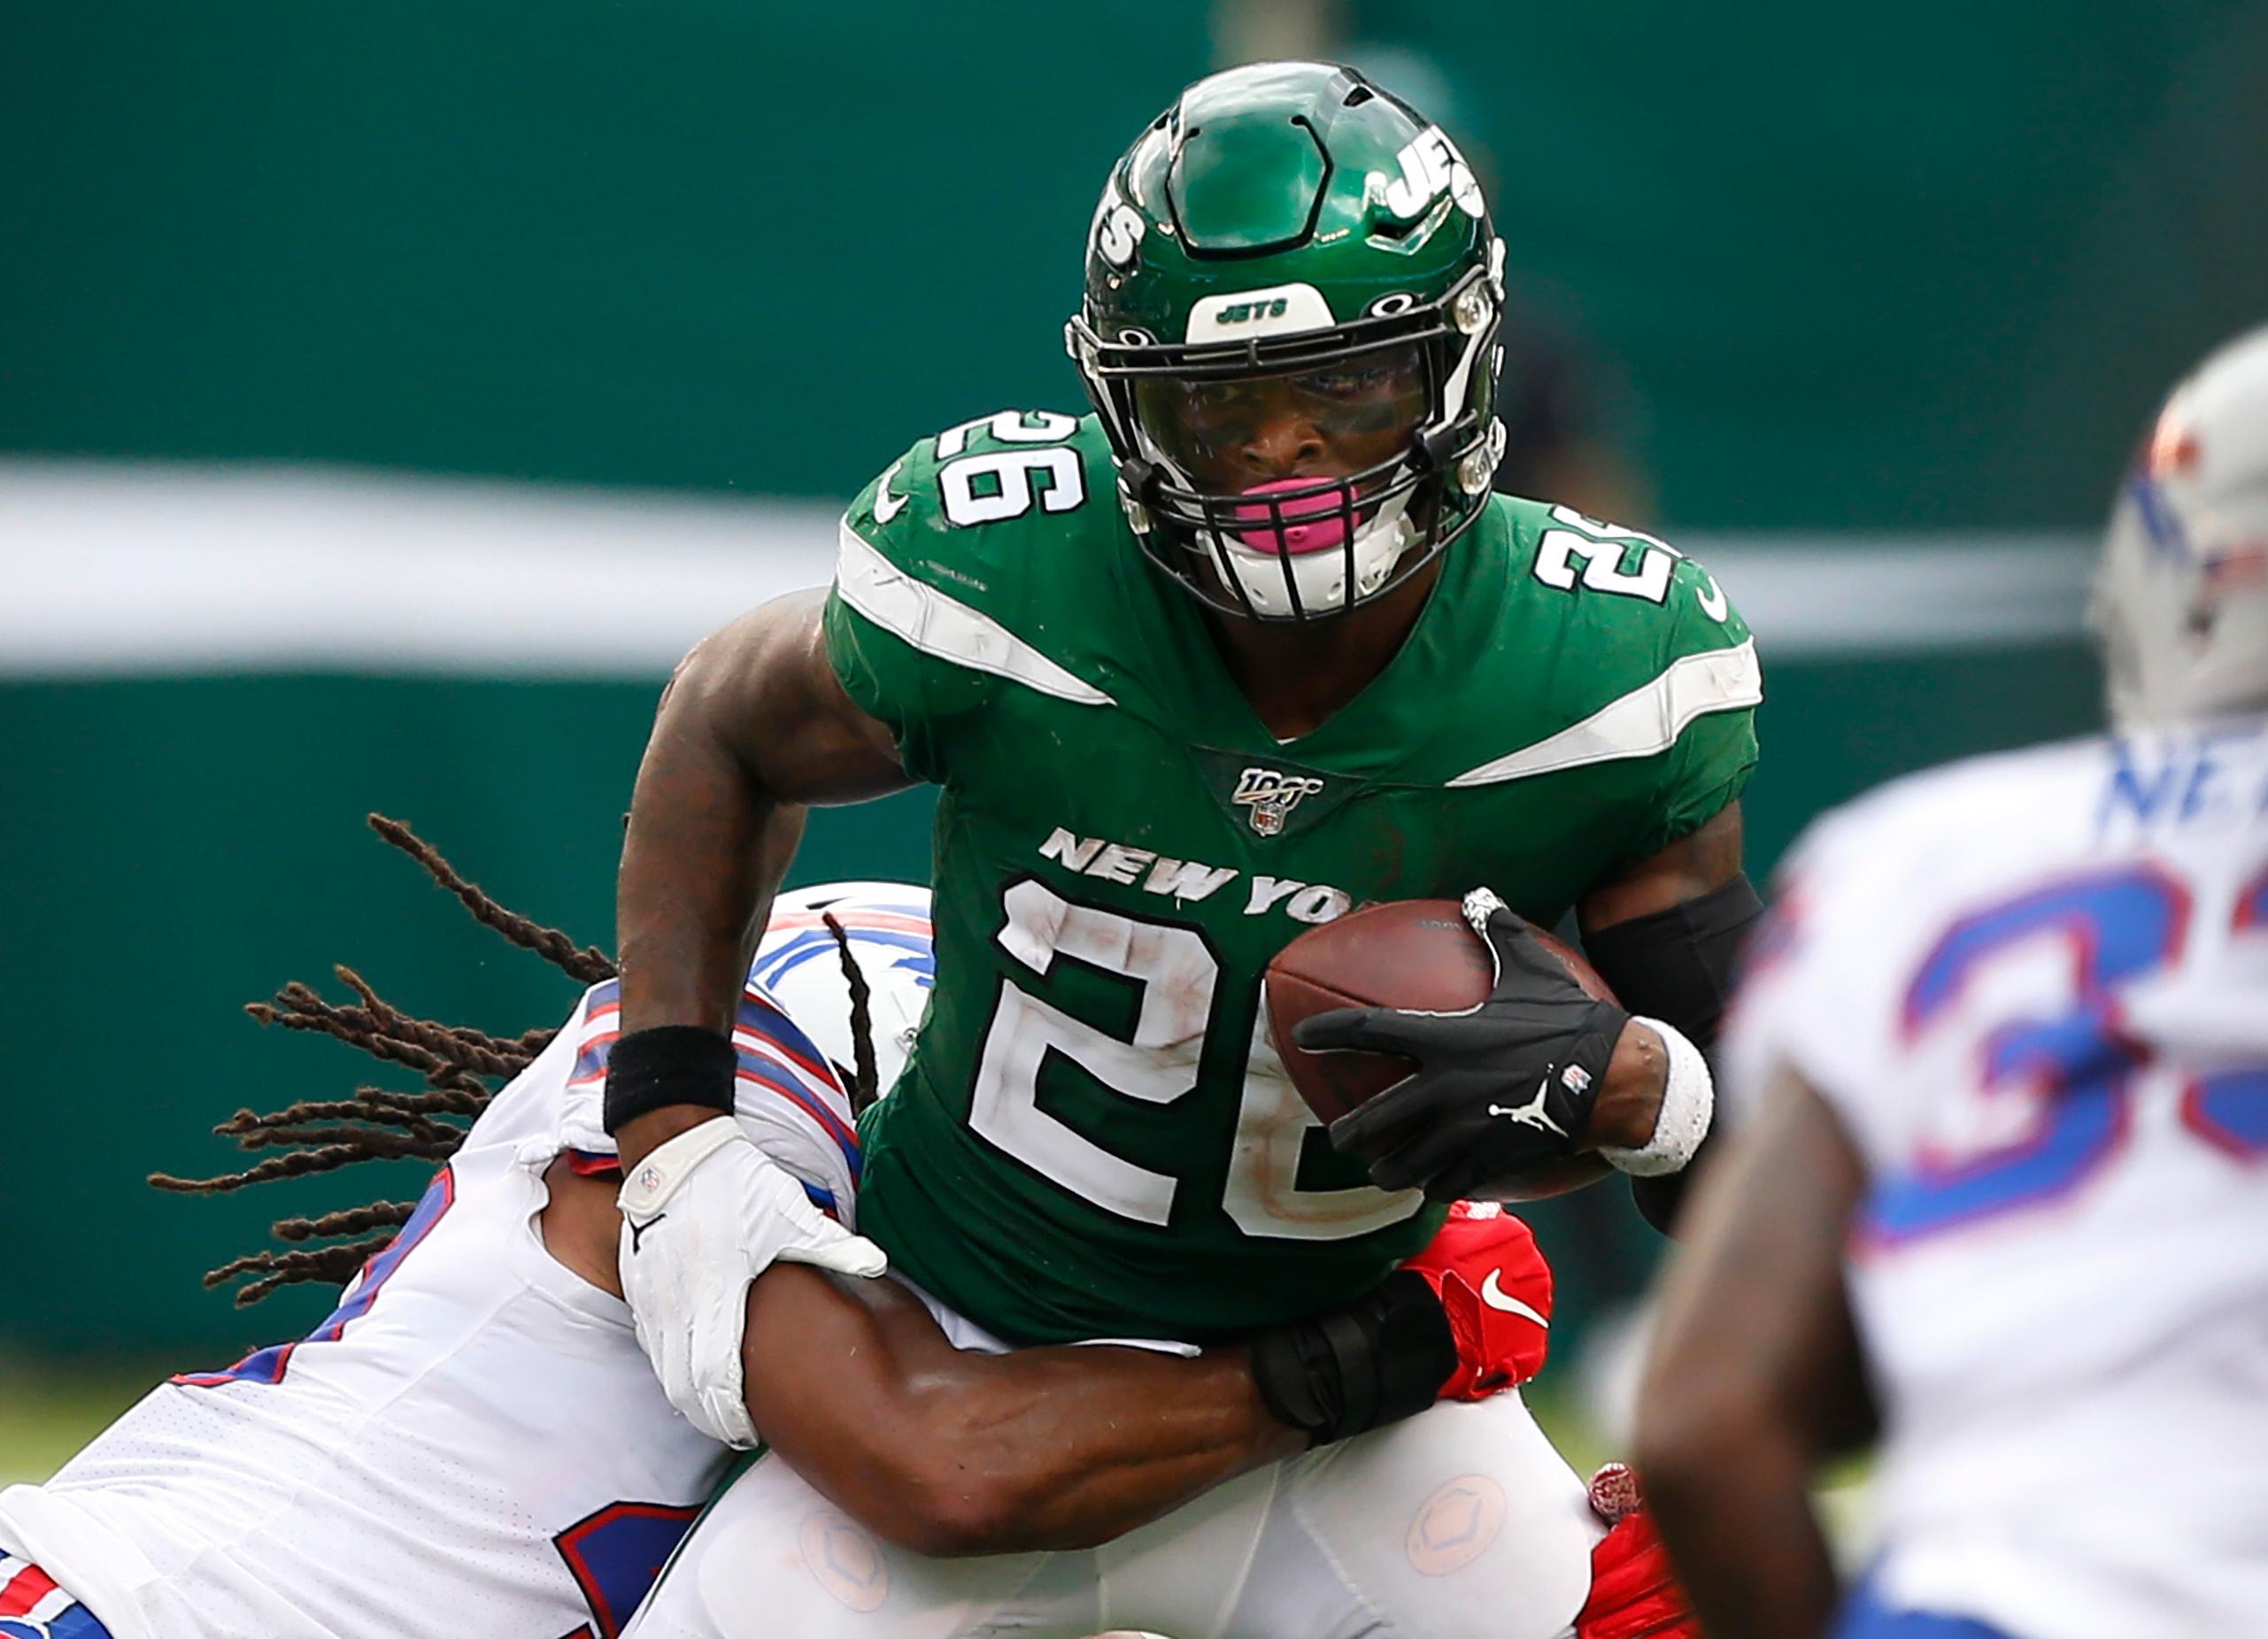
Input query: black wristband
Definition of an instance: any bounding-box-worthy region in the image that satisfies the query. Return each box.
[1581,871,1764,1056]
[602,1025,738,1134]
[1582,872,1762,1235]
[1249,1271,1457,1446]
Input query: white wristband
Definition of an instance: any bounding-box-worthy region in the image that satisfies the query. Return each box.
[1598,1019,1714,1176]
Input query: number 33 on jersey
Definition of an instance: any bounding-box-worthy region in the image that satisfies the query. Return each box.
[828,411,1761,1345]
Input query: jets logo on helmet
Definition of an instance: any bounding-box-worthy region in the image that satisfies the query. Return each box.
[1066,61,1507,623]
[1216,298,1290,327]
[1381,126,1485,221]
[1092,189,1144,271]
[1185,284,1336,343]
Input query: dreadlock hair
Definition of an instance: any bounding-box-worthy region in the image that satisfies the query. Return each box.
[822,912,883,1118]
[151,814,617,1307]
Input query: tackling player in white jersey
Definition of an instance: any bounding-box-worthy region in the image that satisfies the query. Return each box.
[0,874,1598,1638]
[1637,327,2268,1639]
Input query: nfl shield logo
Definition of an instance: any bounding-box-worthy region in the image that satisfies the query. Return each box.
[1232,767,1326,836]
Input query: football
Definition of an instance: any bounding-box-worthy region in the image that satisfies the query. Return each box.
[1265,898,1619,1199]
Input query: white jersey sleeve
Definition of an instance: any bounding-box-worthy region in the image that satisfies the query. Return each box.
[542,883,935,1227]
[538,973,866,1224]
[1721,720,2268,1639]
[0,887,934,1639]
[0,1018,732,1639]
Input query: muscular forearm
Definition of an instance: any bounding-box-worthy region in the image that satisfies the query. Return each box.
[612,671,804,1166]
[1637,1073,1871,1639]
[616,665,800,1037]
[610,596,910,1166]
[741,1267,1300,1557]
[1644,1417,1839,1639]
[874,1343,1300,1554]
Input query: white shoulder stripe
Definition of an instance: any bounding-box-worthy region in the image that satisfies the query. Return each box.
[1449,638,1762,787]
[833,521,1115,707]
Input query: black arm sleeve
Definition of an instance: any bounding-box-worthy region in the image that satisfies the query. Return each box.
[1581,873,1765,1235]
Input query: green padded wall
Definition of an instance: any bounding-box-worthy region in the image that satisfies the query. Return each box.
[2,3,2260,523]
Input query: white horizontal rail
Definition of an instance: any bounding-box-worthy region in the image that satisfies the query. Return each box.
[0,460,2093,676]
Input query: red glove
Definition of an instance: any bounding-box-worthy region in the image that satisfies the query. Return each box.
[1576,1465,1698,1639]
[1398,1200,1553,1399]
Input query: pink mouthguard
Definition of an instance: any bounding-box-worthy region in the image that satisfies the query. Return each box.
[1230,478,1355,555]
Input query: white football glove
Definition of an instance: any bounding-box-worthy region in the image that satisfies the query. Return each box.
[618,1118,886,1447]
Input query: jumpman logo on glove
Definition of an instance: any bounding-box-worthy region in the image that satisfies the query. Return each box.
[1487,1076,1570,1137]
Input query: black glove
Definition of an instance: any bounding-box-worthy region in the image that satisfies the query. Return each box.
[1248,1271,1456,1446]
[1292,889,1630,1201]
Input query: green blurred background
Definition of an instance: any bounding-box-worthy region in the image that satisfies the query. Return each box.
[4,0,2263,1461]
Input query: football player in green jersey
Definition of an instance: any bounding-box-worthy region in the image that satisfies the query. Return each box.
[614,60,1748,1638]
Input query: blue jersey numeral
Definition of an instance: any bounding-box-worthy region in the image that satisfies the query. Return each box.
[1867,863,2265,1243]
[2184,869,2268,1160]
[554,1500,703,1638]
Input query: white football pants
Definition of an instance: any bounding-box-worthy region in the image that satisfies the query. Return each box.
[622,1388,1601,1639]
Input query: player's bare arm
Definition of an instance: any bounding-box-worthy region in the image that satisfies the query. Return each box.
[613,590,910,1168]
[536,1156,1292,1554]
[737,1267,1297,1557]
[1633,1066,1875,1639]
[606,592,922,1447]
[541,1150,1538,1557]
[739,1207,1561,1559]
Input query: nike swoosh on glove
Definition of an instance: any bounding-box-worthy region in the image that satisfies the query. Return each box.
[1400,1200,1554,1399]
[1294,889,1630,1201]
[619,1119,886,1447]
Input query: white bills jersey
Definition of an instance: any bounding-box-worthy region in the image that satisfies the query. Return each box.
[1724,719,2268,1639]
[0,888,930,1639]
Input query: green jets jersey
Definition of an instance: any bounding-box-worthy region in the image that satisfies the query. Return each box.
[824,411,1759,1344]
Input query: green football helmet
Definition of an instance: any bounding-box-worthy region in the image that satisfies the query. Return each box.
[1067,61,1507,621]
